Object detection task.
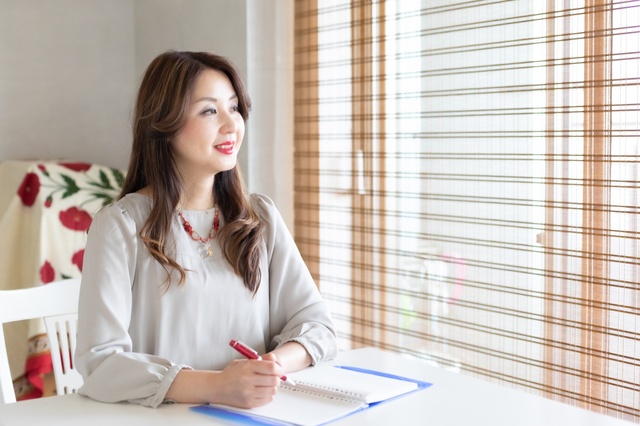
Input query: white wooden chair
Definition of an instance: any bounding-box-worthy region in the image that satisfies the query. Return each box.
[0,278,83,403]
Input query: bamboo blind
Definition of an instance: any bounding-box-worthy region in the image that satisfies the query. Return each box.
[294,0,639,421]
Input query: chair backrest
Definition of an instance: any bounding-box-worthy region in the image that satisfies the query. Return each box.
[0,278,83,404]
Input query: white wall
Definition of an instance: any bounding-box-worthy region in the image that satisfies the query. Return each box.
[0,0,136,169]
[133,0,247,81]
[0,0,295,227]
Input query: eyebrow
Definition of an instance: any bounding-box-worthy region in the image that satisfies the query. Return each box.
[193,95,238,104]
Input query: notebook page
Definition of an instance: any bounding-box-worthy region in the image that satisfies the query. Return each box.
[208,386,366,426]
[288,364,418,404]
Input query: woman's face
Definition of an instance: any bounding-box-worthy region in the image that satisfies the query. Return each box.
[172,68,245,181]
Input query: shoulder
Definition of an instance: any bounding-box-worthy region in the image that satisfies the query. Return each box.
[248,193,281,227]
[248,193,294,251]
[90,193,152,233]
[249,193,276,214]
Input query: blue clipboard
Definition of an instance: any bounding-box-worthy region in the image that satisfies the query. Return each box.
[190,365,432,425]
[190,405,291,425]
[332,365,432,407]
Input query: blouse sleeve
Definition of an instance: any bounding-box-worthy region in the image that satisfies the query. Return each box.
[75,203,189,408]
[252,194,338,364]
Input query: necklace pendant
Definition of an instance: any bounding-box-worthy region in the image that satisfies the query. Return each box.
[177,209,219,258]
[199,243,213,258]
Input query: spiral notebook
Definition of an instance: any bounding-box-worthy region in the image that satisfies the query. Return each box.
[190,364,431,426]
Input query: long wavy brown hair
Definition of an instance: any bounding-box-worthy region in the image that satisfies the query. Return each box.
[118,50,264,294]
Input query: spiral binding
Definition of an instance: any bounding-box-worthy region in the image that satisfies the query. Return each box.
[282,381,365,405]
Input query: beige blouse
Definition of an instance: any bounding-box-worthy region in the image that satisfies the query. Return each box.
[75,193,337,408]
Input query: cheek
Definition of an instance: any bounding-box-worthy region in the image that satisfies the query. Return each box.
[178,123,202,143]
[174,123,211,153]
[237,121,245,142]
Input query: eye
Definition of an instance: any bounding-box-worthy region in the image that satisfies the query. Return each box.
[231,104,240,113]
[202,108,216,116]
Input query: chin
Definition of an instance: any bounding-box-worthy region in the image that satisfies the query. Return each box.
[215,161,238,174]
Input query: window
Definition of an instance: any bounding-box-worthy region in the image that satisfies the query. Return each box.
[294,0,639,420]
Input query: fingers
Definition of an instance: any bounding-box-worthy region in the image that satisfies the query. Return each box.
[228,359,280,383]
[233,373,279,408]
[260,352,286,376]
[261,352,278,362]
[248,354,285,379]
[217,359,283,408]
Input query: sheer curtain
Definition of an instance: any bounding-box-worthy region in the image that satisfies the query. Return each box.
[293,0,639,421]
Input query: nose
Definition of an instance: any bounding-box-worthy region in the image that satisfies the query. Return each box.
[220,110,239,134]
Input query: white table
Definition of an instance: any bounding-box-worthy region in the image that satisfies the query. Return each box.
[0,348,634,426]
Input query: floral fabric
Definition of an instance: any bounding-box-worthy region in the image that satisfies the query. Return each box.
[0,160,124,400]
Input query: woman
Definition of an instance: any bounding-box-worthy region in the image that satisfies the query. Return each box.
[75,50,337,408]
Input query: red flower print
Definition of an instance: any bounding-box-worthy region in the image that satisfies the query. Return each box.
[37,164,50,177]
[40,261,55,283]
[59,162,91,172]
[44,196,53,208]
[59,207,93,231]
[72,249,85,272]
[17,173,40,206]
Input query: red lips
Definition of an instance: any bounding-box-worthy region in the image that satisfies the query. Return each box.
[214,141,235,155]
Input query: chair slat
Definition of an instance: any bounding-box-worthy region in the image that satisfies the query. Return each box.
[0,279,82,403]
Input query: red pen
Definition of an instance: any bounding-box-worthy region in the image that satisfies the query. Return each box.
[229,339,296,386]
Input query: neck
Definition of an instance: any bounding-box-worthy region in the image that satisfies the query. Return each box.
[178,180,216,211]
[178,197,215,211]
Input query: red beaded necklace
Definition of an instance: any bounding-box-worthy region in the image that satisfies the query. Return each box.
[176,208,220,257]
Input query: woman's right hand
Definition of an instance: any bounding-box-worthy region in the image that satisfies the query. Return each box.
[165,358,283,408]
[214,358,283,408]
